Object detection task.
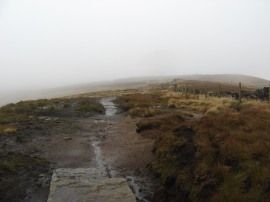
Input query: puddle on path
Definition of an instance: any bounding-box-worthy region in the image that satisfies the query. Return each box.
[100,97,117,116]
[91,140,108,176]
[90,97,118,177]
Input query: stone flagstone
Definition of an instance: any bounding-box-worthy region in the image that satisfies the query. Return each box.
[47,168,136,202]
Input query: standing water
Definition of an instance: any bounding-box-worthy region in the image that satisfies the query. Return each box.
[100,97,117,116]
[90,97,118,177]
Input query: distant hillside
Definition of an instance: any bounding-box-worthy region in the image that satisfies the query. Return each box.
[0,81,149,107]
[1,74,268,107]
[24,74,270,99]
[178,74,269,88]
[116,74,269,89]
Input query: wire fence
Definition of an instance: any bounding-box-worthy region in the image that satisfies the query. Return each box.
[170,82,270,104]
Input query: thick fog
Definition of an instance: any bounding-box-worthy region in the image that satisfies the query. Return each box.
[0,0,270,93]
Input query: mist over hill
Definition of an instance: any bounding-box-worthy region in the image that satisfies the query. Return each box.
[115,74,269,88]
[0,74,268,107]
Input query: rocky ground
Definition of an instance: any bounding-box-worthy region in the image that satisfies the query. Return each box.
[0,97,159,202]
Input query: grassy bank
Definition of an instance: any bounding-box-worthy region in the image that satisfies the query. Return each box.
[0,97,104,136]
[117,89,270,201]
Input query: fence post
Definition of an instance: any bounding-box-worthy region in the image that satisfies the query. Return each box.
[239,82,242,103]
[269,81,270,104]
[184,84,187,98]
[218,84,221,98]
[182,84,184,94]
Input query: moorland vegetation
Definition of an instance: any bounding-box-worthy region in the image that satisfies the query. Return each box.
[0,80,269,202]
[116,85,270,201]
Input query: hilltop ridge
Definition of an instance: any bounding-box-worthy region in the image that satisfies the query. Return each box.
[1,74,268,107]
[114,74,269,88]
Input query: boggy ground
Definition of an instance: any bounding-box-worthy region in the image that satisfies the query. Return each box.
[116,89,270,202]
[0,96,158,202]
[2,84,270,202]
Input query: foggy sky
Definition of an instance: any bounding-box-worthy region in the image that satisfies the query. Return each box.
[0,0,270,92]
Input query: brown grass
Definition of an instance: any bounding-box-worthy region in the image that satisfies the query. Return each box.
[167,95,233,115]
[0,97,104,138]
[136,113,185,138]
[118,88,270,201]
[188,101,270,201]
[116,91,169,117]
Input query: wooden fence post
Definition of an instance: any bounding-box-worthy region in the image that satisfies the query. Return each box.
[182,84,184,94]
[269,81,270,104]
[184,84,187,98]
[239,82,242,103]
[218,84,221,98]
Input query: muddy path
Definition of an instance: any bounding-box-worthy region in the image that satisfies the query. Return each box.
[0,97,158,202]
[77,97,158,201]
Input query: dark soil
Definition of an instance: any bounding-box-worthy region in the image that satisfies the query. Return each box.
[0,97,158,202]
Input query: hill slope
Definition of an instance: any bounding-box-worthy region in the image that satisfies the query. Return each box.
[1,74,268,107]
[116,74,269,88]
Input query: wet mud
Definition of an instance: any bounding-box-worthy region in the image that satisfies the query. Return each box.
[0,97,159,202]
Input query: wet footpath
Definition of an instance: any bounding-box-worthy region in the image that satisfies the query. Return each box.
[47,97,158,202]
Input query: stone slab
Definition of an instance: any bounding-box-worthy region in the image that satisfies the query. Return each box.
[47,168,136,202]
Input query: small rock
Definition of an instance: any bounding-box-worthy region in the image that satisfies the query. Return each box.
[63,137,72,140]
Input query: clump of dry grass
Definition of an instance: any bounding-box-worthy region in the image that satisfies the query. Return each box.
[0,125,17,135]
[75,98,104,113]
[168,96,233,115]
[136,113,185,138]
[129,107,160,117]
[116,91,169,117]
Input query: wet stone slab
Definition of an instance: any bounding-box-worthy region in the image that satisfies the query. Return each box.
[47,168,136,202]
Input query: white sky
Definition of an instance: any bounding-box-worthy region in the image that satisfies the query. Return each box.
[0,0,270,92]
